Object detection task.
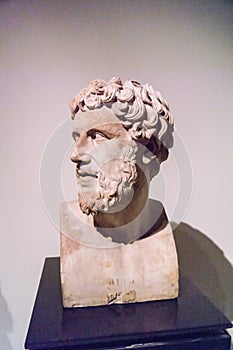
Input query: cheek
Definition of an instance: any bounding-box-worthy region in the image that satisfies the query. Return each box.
[108,139,136,157]
[99,160,119,180]
[88,139,125,165]
[105,139,124,158]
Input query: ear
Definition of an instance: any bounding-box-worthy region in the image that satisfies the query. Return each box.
[141,136,158,164]
[142,148,155,165]
[141,137,162,179]
[144,136,169,164]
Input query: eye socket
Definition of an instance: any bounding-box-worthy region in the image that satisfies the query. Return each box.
[93,131,106,141]
[72,131,80,141]
[87,130,109,141]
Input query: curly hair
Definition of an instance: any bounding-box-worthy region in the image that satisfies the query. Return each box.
[69,77,174,178]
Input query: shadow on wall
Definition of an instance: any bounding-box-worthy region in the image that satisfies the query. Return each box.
[0,286,13,350]
[172,222,233,322]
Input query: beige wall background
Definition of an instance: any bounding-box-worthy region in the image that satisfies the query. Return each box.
[0,1,232,349]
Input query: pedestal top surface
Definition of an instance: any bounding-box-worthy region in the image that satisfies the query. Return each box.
[25,257,232,349]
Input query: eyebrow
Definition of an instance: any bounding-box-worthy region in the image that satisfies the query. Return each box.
[88,124,124,138]
[89,128,114,138]
[73,122,125,139]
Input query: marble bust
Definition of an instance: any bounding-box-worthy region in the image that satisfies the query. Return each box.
[60,77,178,307]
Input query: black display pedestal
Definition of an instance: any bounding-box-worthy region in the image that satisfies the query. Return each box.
[25,257,232,350]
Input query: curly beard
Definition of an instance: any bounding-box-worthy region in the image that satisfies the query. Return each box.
[77,144,138,216]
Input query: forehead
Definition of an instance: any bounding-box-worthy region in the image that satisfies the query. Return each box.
[73,107,122,133]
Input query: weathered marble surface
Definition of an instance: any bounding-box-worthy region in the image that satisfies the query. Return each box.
[60,200,178,307]
[60,77,178,307]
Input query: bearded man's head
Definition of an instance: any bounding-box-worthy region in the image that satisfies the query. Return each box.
[69,77,174,216]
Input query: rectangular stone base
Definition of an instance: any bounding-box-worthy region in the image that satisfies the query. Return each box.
[60,222,179,307]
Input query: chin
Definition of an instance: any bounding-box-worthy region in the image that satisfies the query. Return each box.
[78,185,135,216]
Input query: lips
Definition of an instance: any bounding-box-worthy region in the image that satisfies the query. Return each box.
[76,166,98,179]
[79,171,98,178]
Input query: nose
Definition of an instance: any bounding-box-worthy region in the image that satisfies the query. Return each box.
[70,147,92,163]
[70,135,92,164]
